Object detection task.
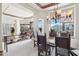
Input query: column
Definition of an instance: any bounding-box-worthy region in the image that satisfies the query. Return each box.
[14,19,20,41]
[0,3,3,55]
[44,18,49,39]
[14,19,20,35]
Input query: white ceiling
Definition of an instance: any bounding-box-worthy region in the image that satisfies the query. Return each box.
[27,3,73,11]
[2,3,74,17]
[2,3,34,18]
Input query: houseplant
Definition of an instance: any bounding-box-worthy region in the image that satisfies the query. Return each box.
[49,29,56,37]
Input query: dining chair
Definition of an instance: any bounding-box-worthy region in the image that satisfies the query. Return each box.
[60,31,69,37]
[55,34,71,56]
[37,33,51,56]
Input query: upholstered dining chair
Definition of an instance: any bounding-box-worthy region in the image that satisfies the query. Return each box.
[60,31,70,37]
[37,33,51,56]
[55,34,71,56]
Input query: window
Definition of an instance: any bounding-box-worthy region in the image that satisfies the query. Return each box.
[64,22,74,36]
[49,19,61,32]
[37,20,43,28]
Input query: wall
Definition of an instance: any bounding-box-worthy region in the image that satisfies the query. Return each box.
[2,15,15,24]
[19,3,49,34]
[2,14,21,36]
[0,3,2,51]
[20,19,31,24]
[75,4,79,48]
[33,11,49,38]
[2,15,15,36]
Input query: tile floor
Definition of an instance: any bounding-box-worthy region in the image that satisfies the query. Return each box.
[4,39,38,56]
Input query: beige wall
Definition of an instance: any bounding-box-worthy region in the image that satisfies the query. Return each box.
[2,15,21,36]
[75,4,79,48]
[2,15,16,24]
[33,11,49,38]
[0,3,2,51]
[20,19,31,24]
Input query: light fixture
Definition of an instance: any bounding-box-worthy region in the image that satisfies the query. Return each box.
[57,9,61,14]
[66,9,72,19]
[46,4,61,24]
[52,4,62,20]
[68,9,72,15]
[47,4,73,22]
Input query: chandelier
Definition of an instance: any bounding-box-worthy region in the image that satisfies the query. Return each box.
[47,4,73,22]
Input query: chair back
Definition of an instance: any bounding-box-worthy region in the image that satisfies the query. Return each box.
[60,31,69,37]
[37,33,47,47]
[55,34,71,56]
[55,36,70,49]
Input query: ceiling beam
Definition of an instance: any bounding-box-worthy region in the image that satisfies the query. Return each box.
[3,12,24,19]
[3,12,33,19]
[35,3,58,9]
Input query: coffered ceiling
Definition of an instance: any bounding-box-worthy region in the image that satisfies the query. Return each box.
[2,3,34,19]
[35,3,58,9]
[26,3,73,11]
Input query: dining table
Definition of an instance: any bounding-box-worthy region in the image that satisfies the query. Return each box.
[33,37,55,47]
[33,37,79,56]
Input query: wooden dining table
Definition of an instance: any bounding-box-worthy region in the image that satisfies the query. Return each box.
[47,38,55,47]
[33,37,55,47]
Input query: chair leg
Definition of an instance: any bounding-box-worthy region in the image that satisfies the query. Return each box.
[48,48,51,56]
[38,47,41,56]
[5,42,8,52]
[38,52,40,56]
[4,41,5,50]
[34,40,36,47]
[4,41,8,52]
[55,47,57,56]
[45,50,47,56]
[68,51,70,56]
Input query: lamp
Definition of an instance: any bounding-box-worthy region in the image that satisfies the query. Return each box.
[47,4,73,22]
[57,9,61,14]
[52,4,62,20]
[66,9,72,19]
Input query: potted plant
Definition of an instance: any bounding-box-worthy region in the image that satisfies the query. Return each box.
[49,29,56,37]
[11,27,15,36]
[50,29,55,32]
